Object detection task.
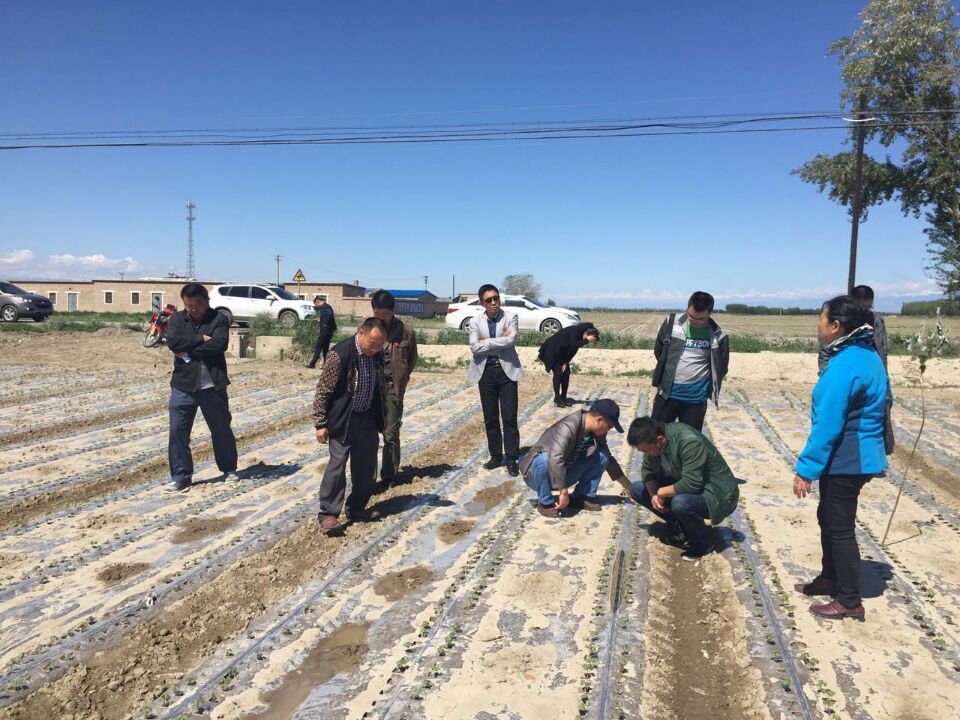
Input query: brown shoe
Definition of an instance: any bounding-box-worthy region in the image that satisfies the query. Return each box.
[810,599,865,621]
[581,498,602,511]
[318,514,344,536]
[537,503,559,518]
[794,577,838,596]
[568,495,602,511]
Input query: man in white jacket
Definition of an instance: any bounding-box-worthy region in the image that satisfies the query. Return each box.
[467,283,524,476]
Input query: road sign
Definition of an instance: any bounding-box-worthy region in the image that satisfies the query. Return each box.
[292,269,306,282]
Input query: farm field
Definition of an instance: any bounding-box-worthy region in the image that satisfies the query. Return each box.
[0,330,959,719]
[578,310,958,341]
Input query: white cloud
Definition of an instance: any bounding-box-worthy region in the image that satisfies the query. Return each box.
[0,249,35,265]
[48,254,140,272]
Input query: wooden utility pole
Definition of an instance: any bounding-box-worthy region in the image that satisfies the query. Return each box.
[847,95,867,294]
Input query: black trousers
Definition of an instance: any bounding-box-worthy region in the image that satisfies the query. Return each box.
[168,387,238,486]
[551,364,571,400]
[318,407,379,517]
[309,330,334,365]
[817,474,869,608]
[651,394,707,432]
[478,362,519,462]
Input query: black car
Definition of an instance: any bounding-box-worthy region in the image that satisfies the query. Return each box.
[0,281,54,322]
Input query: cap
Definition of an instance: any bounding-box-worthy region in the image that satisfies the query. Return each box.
[590,398,623,433]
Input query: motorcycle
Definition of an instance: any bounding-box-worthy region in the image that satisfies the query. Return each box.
[142,303,177,347]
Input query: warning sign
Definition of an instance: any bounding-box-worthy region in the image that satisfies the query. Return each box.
[292,269,306,282]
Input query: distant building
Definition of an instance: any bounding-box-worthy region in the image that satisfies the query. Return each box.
[366,289,445,318]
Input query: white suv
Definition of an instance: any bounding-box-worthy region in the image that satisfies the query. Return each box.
[445,294,580,334]
[211,284,316,327]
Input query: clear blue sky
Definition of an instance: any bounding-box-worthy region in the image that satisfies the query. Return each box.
[0,0,943,311]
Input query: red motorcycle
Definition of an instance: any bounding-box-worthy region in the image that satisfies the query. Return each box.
[142,303,177,347]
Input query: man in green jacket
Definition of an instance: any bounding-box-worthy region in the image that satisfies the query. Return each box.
[627,417,739,560]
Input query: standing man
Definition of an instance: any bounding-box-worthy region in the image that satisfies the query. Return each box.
[467,284,523,476]
[313,317,388,536]
[164,283,239,493]
[628,417,739,560]
[370,290,419,485]
[651,291,729,432]
[305,294,337,369]
[520,399,632,517]
[851,284,894,454]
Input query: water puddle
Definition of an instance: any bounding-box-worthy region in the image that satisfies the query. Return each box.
[465,480,518,516]
[243,623,369,719]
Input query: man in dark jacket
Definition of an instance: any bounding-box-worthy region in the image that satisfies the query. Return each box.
[520,399,633,518]
[370,290,419,485]
[164,283,238,493]
[628,417,739,560]
[651,291,729,432]
[537,322,599,407]
[305,295,337,369]
[313,317,388,535]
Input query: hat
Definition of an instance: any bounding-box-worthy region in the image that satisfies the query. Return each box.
[590,398,623,433]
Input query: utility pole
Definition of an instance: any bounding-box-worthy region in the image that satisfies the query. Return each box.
[119,272,125,281]
[847,96,867,294]
[422,275,429,291]
[275,254,282,286]
[452,274,456,300]
[186,201,197,279]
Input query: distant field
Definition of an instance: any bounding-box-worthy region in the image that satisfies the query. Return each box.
[579,310,956,341]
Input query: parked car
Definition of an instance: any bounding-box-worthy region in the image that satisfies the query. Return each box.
[0,281,54,322]
[445,294,580,334]
[210,284,316,327]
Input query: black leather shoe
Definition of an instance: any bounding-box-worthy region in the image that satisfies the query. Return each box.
[483,457,503,470]
[506,460,519,477]
[346,508,382,523]
[794,577,838,597]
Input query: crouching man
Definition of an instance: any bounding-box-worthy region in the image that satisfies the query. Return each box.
[520,399,633,517]
[627,417,739,560]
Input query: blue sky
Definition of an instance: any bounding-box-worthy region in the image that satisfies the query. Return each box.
[0,0,944,311]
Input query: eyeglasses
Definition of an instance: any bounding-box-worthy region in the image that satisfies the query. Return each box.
[482,296,501,305]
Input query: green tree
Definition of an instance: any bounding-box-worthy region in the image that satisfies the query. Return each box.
[502,274,542,298]
[793,0,960,300]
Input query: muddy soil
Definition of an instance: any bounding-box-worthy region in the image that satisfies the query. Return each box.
[436,518,476,545]
[95,563,151,587]
[465,479,518,516]
[372,565,435,601]
[170,515,242,545]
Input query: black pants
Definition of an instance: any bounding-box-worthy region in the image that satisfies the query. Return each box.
[478,362,519,462]
[651,394,707,432]
[817,474,869,608]
[551,364,570,401]
[168,387,238,486]
[309,330,334,366]
[318,407,379,517]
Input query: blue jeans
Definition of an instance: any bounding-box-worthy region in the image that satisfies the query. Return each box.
[630,479,713,554]
[524,450,608,507]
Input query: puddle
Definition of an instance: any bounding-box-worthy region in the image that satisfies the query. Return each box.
[243,623,369,719]
[372,565,435,601]
[96,562,151,587]
[436,518,477,545]
[170,514,244,544]
[465,480,518,516]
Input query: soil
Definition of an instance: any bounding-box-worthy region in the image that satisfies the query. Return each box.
[95,563,151,587]
[170,515,242,545]
[372,565,435,601]
[435,518,476,545]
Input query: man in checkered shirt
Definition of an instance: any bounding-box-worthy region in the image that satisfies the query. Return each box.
[313,317,388,536]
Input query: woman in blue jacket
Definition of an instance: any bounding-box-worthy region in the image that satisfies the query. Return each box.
[793,295,888,621]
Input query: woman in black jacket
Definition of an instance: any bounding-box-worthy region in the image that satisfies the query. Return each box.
[537,322,599,407]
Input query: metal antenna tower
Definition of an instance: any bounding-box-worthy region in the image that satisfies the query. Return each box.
[186,201,197,278]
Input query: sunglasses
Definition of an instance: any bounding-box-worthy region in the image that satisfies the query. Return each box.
[482,296,501,305]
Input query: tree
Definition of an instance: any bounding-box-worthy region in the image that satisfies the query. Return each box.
[793,0,960,300]
[502,274,542,298]
[546,298,557,306]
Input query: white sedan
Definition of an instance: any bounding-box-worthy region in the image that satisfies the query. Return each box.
[445,295,581,334]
